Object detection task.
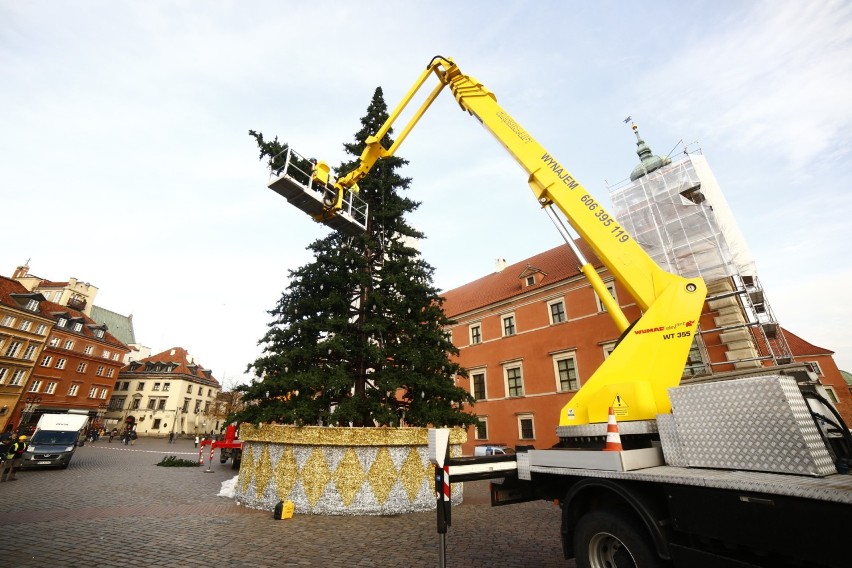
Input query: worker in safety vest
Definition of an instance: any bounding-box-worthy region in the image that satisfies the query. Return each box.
[1,435,28,482]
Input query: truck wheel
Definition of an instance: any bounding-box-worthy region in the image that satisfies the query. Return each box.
[574,508,663,568]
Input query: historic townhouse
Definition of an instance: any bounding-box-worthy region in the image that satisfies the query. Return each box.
[106,347,221,438]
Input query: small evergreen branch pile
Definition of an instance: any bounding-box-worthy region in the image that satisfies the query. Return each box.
[157,455,199,467]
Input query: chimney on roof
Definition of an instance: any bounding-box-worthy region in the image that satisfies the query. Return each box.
[495,258,507,273]
[12,265,29,279]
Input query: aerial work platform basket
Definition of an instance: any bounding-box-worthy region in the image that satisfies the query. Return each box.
[267,146,368,236]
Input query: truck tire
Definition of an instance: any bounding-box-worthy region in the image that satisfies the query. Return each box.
[573,508,664,568]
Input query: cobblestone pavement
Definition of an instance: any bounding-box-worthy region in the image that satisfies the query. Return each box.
[0,437,573,567]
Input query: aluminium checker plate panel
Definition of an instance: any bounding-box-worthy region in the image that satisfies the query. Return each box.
[667,375,836,476]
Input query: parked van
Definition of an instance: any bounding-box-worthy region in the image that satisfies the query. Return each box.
[473,444,515,457]
[21,413,89,469]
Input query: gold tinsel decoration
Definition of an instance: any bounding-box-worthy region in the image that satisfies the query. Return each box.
[254,444,274,498]
[274,447,298,501]
[240,425,466,446]
[367,447,397,504]
[400,448,427,501]
[239,443,255,494]
[332,448,367,506]
[301,447,332,507]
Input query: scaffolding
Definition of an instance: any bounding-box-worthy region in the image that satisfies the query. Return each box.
[609,153,791,373]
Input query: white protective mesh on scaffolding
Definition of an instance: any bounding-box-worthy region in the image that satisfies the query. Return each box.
[609,154,755,282]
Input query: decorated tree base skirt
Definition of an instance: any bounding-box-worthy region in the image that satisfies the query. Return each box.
[234,425,467,515]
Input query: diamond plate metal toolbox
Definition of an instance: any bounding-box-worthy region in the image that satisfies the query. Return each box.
[667,375,836,476]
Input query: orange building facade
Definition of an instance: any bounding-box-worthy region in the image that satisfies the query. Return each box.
[443,244,852,455]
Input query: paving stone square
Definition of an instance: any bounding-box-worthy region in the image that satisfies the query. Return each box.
[0,436,571,567]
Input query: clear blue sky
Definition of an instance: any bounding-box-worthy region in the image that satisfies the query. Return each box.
[2,0,850,384]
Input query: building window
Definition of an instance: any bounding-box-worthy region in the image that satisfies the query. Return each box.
[55,358,67,370]
[183,398,190,412]
[22,345,36,360]
[472,372,486,401]
[602,342,617,359]
[469,323,482,345]
[194,400,202,413]
[103,350,111,359]
[73,322,83,332]
[595,283,618,313]
[57,317,67,328]
[525,275,535,287]
[163,382,170,392]
[137,382,145,391]
[18,320,32,332]
[148,399,157,410]
[554,355,579,391]
[0,368,6,384]
[96,366,104,376]
[45,382,57,394]
[549,300,566,324]
[208,389,213,397]
[35,324,47,335]
[4,341,22,358]
[88,387,97,398]
[49,337,60,347]
[1,315,15,327]
[77,362,87,373]
[810,361,824,376]
[682,338,707,377]
[25,299,39,311]
[475,417,488,440]
[10,370,27,386]
[121,381,129,391]
[28,380,42,393]
[107,369,114,378]
[152,382,161,391]
[84,345,93,355]
[518,414,535,440]
[112,353,119,361]
[157,398,166,410]
[505,366,524,397]
[502,314,516,337]
[68,384,79,397]
[187,385,193,394]
[40,355,53,367]
[63,340,74,350]
[824,386,838,404]
[95,329,105,339]
[131,398,141,410]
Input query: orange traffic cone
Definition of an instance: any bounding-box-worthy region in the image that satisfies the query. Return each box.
[603,407,623,451]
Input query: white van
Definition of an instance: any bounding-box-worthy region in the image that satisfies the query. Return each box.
[21,413,89,469]
[474,444,515,457]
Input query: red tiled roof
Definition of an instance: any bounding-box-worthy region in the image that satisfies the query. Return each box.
[128,346,220,387]
[0,276,126,349]
[782,327,834,357]
[441,241,602,317]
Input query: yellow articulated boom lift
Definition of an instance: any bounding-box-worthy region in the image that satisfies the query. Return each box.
[267,56,851,568]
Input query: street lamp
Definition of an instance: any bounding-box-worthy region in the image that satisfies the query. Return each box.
[96,402,107,429]
[19,394,42,431]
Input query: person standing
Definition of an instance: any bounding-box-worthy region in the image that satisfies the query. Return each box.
[1,435,28,482]
[194,435,199,448]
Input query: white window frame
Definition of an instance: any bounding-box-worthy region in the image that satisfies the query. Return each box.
[45,382,57,394]
[4,341,22,358]
[18,320,32,332]
[474,416,488,440]
[68,384,79,397]
[103,350,111,359]
[548,299,566,324]
[22,345,37,360]
[0,368,7,384]
[63,339,74,350]
[470,370,487,401]
[552,351,579,392]
[99,388,108,399]
[55,358,67,370]
[96,366,104,376]
[84,345,94,355]
[503,362,524,398]
[518,414,535,440]
[602,342,617,359]
[88,387,98,398]
[35,324,47,335]
[1,315,16,327]
[10,369,27,386]
[28,380,42,393]
[73,322,83,332]
[469,323,482,345]
[76,362,87,373]
[501,313,517,337]
[152,382,161,391]
[49,337,61,347]
[41,355,53,367]
[107,368,114,378]
[595,282,618,313]
[823,385,839,404]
